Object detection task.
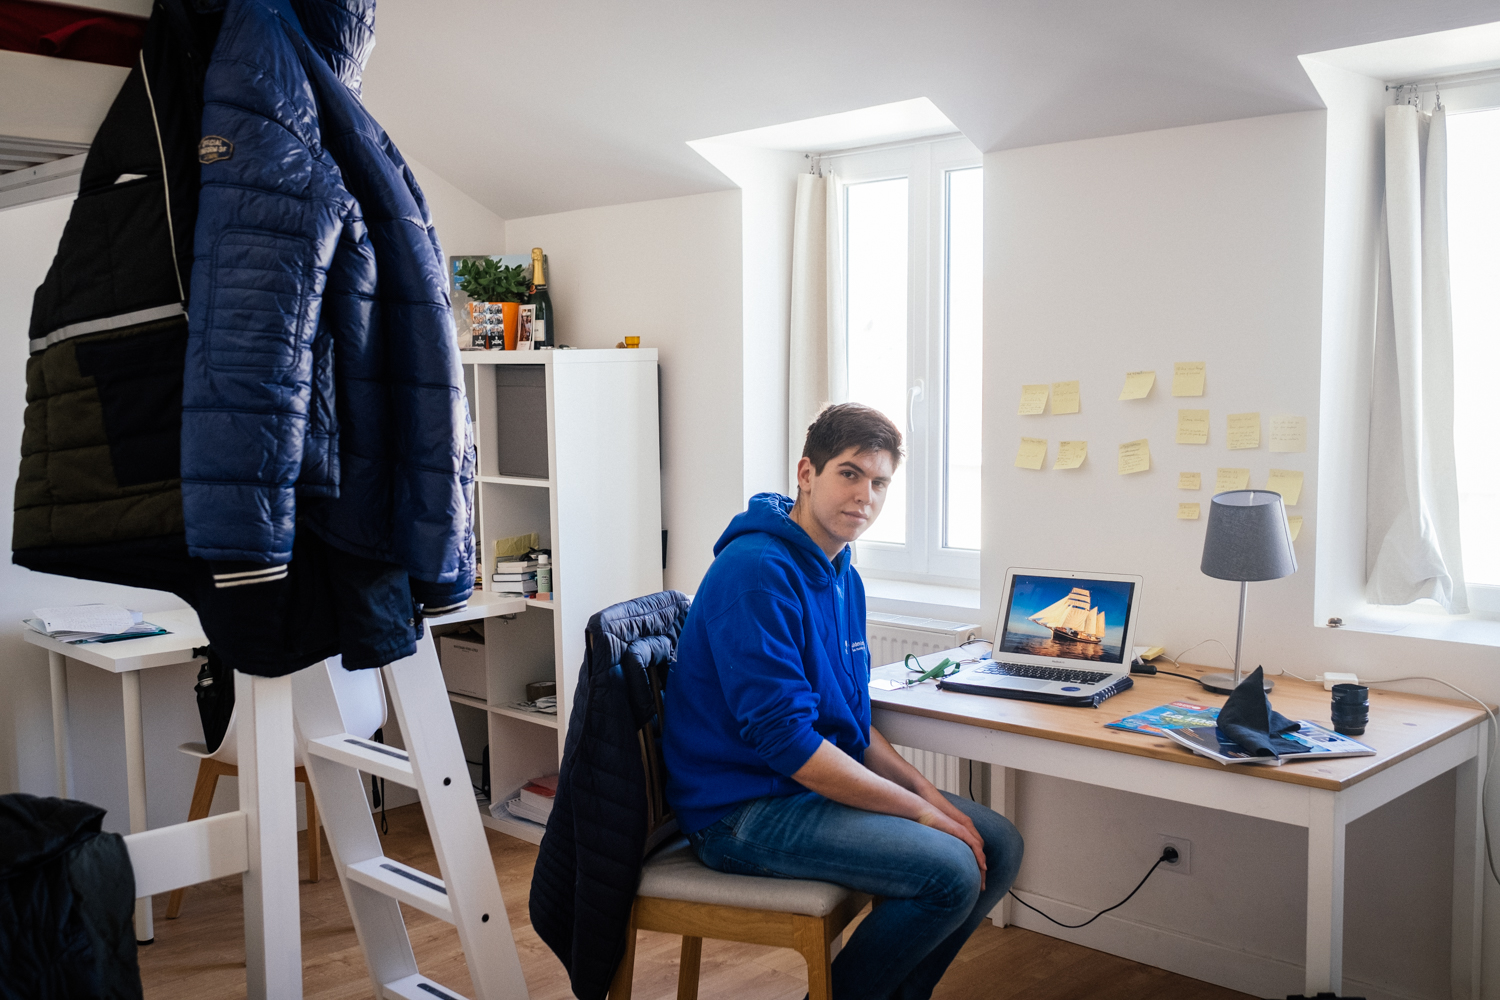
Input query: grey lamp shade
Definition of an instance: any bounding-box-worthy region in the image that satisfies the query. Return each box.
[1200,490,1298,582]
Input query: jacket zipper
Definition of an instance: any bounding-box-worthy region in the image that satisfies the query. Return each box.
[138,49,185,303]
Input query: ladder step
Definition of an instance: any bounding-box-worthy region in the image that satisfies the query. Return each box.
[382,973,471,1000]
[346,857,453,923]
[306,733,415,785]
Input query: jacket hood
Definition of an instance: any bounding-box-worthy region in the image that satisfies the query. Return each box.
[0,794,105,878]
[713,492,849,587]
[288,0,376,93]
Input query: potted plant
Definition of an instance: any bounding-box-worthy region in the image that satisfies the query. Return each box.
[455,257,531,349]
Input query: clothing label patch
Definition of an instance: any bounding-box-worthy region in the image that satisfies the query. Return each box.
[198,135,233,164]
[851,641,866,653]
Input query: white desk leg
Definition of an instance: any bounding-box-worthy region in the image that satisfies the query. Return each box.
[1305,789,1347,996]
[120,669,153,943]
[1451,721,1486,1000]
[990,765,1018,928]
[48,651,71,798]
[237,671,301,1000]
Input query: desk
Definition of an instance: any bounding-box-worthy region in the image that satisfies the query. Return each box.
[870,655,1489,999]
[28,592,521,944]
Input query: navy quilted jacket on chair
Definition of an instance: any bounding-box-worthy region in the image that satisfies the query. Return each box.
[183,0,474,611]
[531,591,692,1000]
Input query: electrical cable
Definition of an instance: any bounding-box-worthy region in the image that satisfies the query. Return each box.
[1009,848,1178,929]
[1153,670,1201,682]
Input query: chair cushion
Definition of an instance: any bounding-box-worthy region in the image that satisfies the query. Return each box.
[636,837,855,917]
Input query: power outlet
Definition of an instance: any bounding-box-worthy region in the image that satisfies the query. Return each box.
[1159,835,1192,875]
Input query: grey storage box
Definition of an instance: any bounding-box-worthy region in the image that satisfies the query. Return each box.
[494,365,549,479]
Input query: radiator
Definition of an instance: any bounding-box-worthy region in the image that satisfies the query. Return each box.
[866,612,981,796]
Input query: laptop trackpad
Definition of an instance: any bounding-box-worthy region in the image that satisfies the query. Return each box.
[997,677,1052,691]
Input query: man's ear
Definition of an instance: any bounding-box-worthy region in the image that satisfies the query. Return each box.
[795,456,815,492]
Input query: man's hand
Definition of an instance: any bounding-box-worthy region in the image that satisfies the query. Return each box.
[791,739,988,889]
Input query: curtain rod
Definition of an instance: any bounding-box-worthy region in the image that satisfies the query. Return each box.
[1385,66,1500,92]
[810,132,967,162]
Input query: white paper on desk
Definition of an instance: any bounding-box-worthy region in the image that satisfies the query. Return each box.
[27,604,140,636]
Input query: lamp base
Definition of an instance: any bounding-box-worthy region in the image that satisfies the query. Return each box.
[1198,672,1274,696]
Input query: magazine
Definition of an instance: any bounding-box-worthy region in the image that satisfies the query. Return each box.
[1106,701,1220,736]
[1165,720,1376,766]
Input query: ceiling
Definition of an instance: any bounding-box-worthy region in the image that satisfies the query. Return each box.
[330,2,1500,219]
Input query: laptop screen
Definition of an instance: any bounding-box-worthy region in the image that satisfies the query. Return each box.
[998,573,1137,665]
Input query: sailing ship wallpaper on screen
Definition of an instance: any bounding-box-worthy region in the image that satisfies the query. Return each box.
[1000,575,1135,664]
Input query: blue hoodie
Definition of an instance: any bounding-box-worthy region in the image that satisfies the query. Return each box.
[663,493,870,834]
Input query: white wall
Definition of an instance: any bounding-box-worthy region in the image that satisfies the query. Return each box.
[504,190,745,593]
[982,110,1496,1000]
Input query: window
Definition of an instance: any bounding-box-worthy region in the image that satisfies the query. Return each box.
[1447,102,1500,612]
[837,138,982,583]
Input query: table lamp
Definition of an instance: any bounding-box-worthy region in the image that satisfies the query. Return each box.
[1198,489,1297,695]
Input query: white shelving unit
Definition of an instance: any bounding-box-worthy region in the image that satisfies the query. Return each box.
[441,349,663,844]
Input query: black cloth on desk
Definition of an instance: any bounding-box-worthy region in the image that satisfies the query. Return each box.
[0,794,141,1000]
[1218,666,1298,757]
[529,590,691,1000]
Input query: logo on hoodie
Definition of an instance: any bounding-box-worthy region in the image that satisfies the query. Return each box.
[198,136,233,164]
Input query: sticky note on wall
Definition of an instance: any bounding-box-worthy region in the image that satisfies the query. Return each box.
[1179,472,1201,490]
[1267,469,1304,505]
[1016,437,1047,469]
[1053,440,1088,469]
[1227,412,1261,450]
[1287,515,1304,542]
[1270,415,1307,453]
[1118,439,1150,474]
[1119,371,1156,400]
[1176,409,1209,445]
[1215,467,1250,492]
[1051,380,1080,414]
[1178,503,1201,520]
[1019,385,1049,415]
[1172,362,1206,396]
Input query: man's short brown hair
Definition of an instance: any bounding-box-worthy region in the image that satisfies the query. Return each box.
[801,403,903,475]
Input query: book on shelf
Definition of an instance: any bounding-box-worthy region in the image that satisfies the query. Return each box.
[490,580,538,594]
[493,773,559,826]
[495,559,539,574]
[492,571,537,582]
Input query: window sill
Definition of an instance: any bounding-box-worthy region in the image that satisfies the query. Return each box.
[1330,605,1500,648]
[862,577,982,624]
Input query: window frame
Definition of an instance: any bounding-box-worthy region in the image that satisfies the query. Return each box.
[834,136,982,585]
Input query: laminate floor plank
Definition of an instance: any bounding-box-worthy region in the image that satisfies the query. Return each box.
[138,804,1253,1000]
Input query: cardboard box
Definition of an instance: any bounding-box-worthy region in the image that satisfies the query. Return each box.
[439,635,486,700]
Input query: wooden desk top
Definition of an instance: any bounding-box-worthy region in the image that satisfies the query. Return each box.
[22,592,526,674]
[870,657,1488,792]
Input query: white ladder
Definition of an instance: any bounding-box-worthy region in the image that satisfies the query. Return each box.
[292,633,531,1000]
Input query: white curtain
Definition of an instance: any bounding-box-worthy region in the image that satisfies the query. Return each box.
[787,170,845,488]
[1366,102,1468,612]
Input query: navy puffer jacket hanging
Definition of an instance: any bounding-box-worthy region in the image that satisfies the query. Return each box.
[183,0,475,611]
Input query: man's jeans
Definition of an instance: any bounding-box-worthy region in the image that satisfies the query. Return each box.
[687,790,1023,1000]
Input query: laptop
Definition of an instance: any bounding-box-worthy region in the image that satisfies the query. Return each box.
[938,567,1142,707]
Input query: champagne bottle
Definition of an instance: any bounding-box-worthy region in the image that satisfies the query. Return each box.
[529,247,554,348]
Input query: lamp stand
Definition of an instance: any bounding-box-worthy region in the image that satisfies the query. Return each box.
[1199,580,1273,695]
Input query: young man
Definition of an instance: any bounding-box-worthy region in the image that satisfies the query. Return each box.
[663,403,1023,1000]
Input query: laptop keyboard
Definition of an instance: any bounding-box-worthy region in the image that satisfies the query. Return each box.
[977,661,1112,686]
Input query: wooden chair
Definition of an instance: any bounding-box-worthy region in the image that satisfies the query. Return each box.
[608,645,870,1000]
[166,656,386,919]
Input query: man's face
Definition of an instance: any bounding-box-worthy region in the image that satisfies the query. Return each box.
[795,445,896,554]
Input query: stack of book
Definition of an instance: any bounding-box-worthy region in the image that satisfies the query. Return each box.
[491,557,537,597]
[22,604,168,644]
[493,773,558,826]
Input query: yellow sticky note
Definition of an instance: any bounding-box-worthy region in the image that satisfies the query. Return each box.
[1176,409,1209,445]
[1053,440,1087,469]
[1015,437,1047,470]
[1172,362,1206,397]
[1287,515,1304,542]
[1227,412,1261,450]
[1118,439,1150,475]
[1119,371,1156,400]
[1267,469,1304,506]
[1050,380,1080,414]
[1018,384,1049,415]
[1179,472,1201,490]
[1215,467,1250,492]
[1270,415,1307,453]
[1178,503,1201,520]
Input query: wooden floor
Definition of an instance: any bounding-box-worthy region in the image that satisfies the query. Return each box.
[139,803,1253,1000]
